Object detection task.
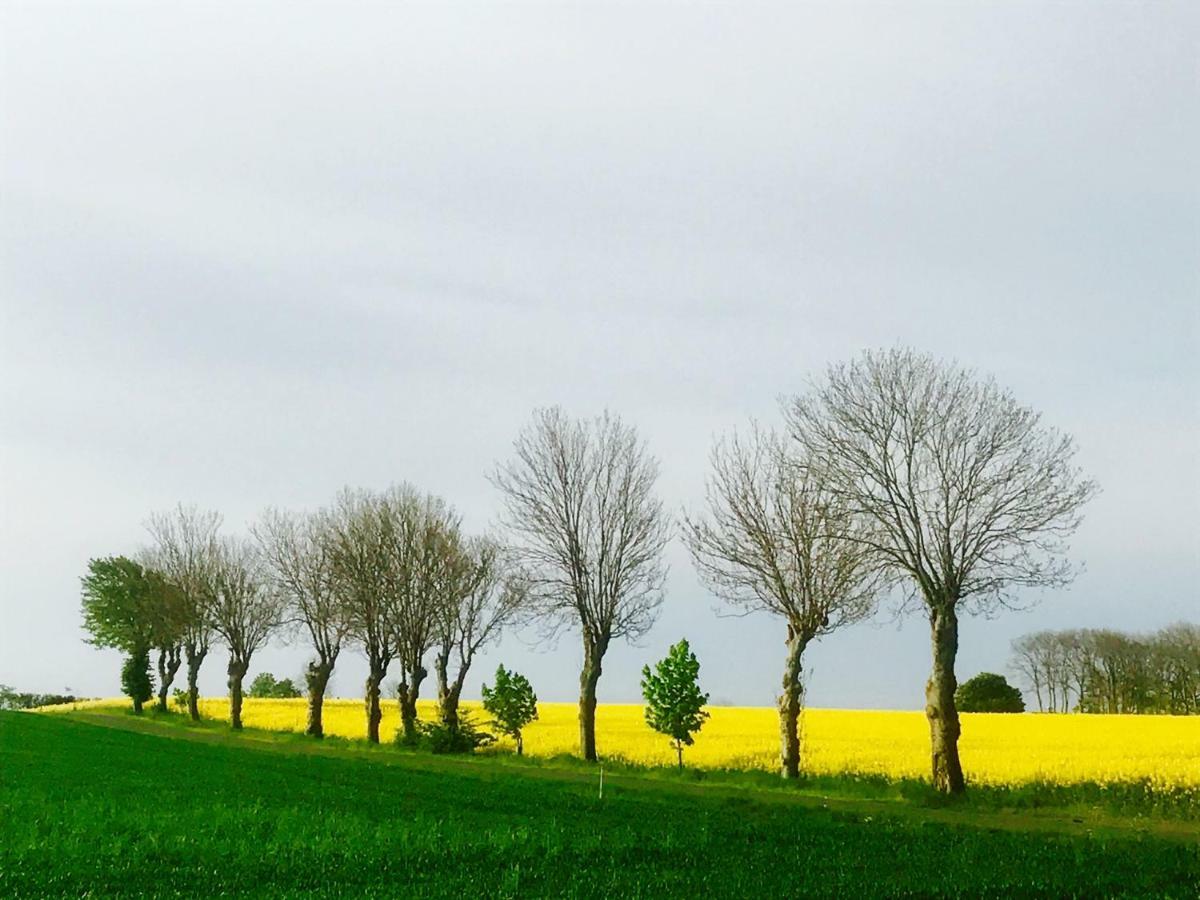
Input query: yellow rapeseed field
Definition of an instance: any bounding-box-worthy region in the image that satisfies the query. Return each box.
[51,697,1200,792]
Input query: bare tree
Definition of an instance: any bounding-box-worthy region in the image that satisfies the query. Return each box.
[145,505,223,721]
[786,350,1098,793]
[433,536,526,729]
[1013,624,1200,715]
[1156,623,1200,715]
[327,488,399,744]
[1009,632,1046,712]
[253,507,349,738]
[207,538,285,730]
[491,407,669,761]
[683,426,883,778]
[389,489,455,743]
[148,572,188,713]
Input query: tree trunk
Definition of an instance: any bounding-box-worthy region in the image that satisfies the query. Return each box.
[434,650,460,729]
[440,683,463,731]
[132,695,144,715]
[156,645,182,712]
[185,643,206,722]
[578,637,605,762]
[516,732,523,756]
[778,627,807,779]
[305,658,334,738]
[228,658,248,730]
[397,664,427,741]
[676,742,683,771]
[364,669,384,744]
[434,648,450,718]
[925,604,965,794]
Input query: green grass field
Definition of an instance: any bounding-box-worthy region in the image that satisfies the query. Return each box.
[1,711,1197,897]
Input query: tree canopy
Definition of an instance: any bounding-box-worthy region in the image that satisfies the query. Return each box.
[481,665,538,755]
[641,639,710,769]
[955,672,1025,713]
[81,556,177,655]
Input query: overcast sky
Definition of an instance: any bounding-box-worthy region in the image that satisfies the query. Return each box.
[2,2,1196,710]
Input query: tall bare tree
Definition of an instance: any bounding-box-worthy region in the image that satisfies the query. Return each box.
[144,563,188,713]
[492,407,669,761]
[254,507,349,738]
[389,489,455,743]
[145,505,222,721]
[684,426,883,778]
[328,488,399,744]
[786,349,1098,793]
[207,538,284,730]
[1009,632,1047,712]
[433,536,526,729]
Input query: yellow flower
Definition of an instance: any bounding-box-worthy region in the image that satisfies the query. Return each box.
[50,698,1200,791]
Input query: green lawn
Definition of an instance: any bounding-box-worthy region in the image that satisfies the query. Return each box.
[1,711,1197,897]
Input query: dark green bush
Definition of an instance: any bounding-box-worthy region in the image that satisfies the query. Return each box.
[956,672,1025,713]
[397,714,495,754]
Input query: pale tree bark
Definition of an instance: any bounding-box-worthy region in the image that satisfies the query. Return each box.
[578,633,608,761]
[926,604,964,793]
[434,664,464,730]
[778,628,808,779]
[492,408,669,763]
[787,349,1098,794]
[683,426,883,779]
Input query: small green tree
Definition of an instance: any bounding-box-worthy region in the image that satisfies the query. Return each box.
[641,638,710,770]
[248,673,278,698]
[81,556,167,713]
[120,650,154,713]
[481,665,538,755]
[248,673,303,698]
[273,677,302,698]
[955,672,1025,713]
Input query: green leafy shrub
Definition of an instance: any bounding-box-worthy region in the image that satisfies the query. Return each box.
[247,673,303,699]
[396,713,495,754]
[120,650,154,714]
[641,638,710,769]
[481,665,538,755]
[956,672,1025,713]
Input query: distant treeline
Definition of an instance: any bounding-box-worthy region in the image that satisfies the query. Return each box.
[0,686,80,710]
[1010,624,1199,715]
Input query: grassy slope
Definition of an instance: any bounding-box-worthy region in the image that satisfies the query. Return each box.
[1,712,1197,898]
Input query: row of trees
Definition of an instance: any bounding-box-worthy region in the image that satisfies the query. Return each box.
[82,349,1098,795]
[0,686,80,710]
[82,487,526,740]
[1010,625,1200,715]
